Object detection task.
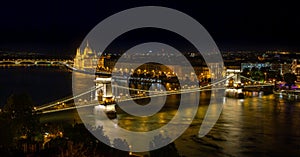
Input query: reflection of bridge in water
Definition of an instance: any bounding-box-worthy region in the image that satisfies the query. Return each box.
[33,73,274,114]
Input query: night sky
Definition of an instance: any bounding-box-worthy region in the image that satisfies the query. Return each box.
[0,0,300,55]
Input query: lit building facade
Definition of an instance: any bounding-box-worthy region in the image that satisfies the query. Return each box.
[74,42,104,70]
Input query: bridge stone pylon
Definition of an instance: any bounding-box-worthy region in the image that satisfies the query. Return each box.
[94,77,113,103]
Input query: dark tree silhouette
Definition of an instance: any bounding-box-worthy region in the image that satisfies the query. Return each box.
[112,138,130,157]
[149,134,180,157]
[284,73,297,89]
[0,114,13,146]
[2,93,40,142]
[250,67,264,81]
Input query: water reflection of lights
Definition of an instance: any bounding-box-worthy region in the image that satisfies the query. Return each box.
[223,97,226,104]
[259,91,263,98]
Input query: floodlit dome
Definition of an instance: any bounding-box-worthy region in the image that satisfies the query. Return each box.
[83,41,94,56]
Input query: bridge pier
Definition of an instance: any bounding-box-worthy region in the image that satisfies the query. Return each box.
[94,77,113,103]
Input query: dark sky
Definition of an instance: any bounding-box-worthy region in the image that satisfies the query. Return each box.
[0,0,300,55]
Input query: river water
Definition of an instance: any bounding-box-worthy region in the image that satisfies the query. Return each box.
[1,67,300,157]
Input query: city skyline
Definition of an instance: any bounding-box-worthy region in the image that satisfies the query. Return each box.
[1,1,300,156]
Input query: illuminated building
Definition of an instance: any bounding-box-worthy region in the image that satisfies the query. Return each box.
[74,41,104,70]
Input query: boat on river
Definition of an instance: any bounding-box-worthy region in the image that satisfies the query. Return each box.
[273,89,300,101]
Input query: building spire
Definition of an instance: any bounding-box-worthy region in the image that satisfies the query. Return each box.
[76,48,81,56]
[86,40,89,47]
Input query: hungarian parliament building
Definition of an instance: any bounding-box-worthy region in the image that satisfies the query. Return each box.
[73,42,105,71]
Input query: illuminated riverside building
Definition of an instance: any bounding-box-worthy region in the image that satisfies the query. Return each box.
[73,43,223,81]
[241,62,298,76]
[109,61,220,81]
[291,59,300,82]
[104,55,224,81]
[74,42,104,70]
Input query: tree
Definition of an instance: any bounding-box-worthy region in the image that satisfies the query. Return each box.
[4,93,34,120]
[283,73,297,89]
[0,115,14,146]
[2,93,40,141]
[149,134,180,157]
[250,67,264,82]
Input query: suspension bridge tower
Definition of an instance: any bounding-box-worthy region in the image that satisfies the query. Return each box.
[94,76,113,103]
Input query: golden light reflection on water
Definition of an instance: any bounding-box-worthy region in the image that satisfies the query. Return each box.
[117,109,177,132]
[43,86,300,156]
[116,91,211,132]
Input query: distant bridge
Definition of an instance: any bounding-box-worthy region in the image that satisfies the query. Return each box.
[0,58,113,77]
[0,59,74,66]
